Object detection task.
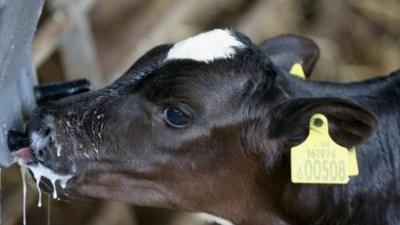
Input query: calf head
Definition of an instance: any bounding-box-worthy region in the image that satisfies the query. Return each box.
[19,29,376,224]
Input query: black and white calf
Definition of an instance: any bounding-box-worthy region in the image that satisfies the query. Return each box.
[12,28,400,225]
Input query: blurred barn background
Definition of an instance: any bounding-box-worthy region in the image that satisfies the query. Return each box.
[3,0,400,224]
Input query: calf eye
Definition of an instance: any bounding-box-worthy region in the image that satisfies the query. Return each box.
[163,106,191,128]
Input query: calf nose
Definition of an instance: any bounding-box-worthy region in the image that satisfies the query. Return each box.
[31,132,51,162]
[27,111,57,162]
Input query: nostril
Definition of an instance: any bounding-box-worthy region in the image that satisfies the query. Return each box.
[38,148,45,157]
[43,127,51,136]
[38,111,48,119]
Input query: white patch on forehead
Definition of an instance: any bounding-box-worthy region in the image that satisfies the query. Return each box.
[194,213,234,225]
[166,29,245,63]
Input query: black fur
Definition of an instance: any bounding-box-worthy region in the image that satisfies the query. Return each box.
[23,29,399,225]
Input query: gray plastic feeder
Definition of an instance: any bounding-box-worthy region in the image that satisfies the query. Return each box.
[0,0,44,167]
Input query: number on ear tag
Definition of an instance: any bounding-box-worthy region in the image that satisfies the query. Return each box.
[291,114,349,184]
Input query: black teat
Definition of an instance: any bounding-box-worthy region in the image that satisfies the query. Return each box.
[7,130,29,152]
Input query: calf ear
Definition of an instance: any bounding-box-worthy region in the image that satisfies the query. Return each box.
[259,35,319,78]
[125,44,173,78]
[267,98,377,149]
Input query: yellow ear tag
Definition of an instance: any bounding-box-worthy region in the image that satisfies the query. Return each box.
[348,147,359,176]
[291,114,349,184]
[289,63,306,79]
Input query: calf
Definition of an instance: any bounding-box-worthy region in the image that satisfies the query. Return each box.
[12,29,400,225]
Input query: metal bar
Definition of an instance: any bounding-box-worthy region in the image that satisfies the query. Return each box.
[37,0,105,88]
[32,11,73,68]
[56,12,104,88]
[47,197,51,225]
[32,0,98,68]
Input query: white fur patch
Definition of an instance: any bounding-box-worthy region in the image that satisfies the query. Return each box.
[166,29,245,63]
[194,213,234,225]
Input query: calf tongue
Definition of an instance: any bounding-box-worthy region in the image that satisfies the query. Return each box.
[12,147,34,164]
